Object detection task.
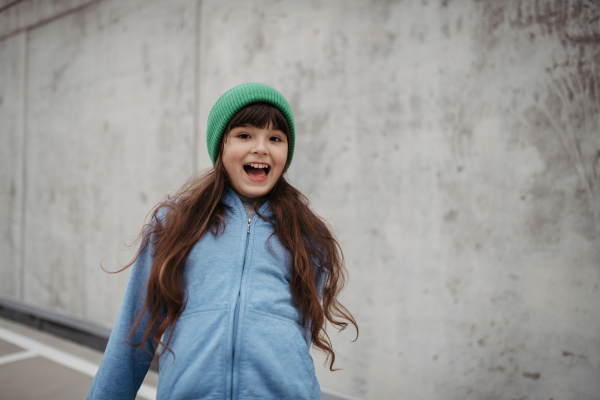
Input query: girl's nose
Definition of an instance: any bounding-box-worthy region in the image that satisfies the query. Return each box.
[251,138,268,155]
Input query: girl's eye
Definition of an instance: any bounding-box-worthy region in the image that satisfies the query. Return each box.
[237,133,250,139]
[270,136,282,142]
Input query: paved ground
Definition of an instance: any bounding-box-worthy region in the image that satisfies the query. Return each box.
[0,316,158,400]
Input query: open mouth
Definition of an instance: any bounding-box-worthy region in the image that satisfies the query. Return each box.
[243,162,271,181]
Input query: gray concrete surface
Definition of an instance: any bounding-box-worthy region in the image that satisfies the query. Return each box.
[22,0,196,325]
[0,356,95,400]
[1,1,599,399]
[0,0,101,40]
[0,336,22,356]
[0,28,24,299]
[0,316,158,400]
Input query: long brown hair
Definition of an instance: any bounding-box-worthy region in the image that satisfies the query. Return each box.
[120,103,357,370]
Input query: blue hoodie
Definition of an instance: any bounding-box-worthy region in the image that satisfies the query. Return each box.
[88,189,324,400]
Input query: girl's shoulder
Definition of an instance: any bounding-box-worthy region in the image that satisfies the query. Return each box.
[152,197,182,225]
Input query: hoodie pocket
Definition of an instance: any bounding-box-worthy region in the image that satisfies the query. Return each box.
[157,309,229,400]
[237,311,316,400]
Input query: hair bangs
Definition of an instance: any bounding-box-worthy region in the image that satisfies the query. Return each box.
[227,102,290,135]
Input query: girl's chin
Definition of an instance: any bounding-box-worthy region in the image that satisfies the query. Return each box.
[236,181,273,198]
[240,189,270,198]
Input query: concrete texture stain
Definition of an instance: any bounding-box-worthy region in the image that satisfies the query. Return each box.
[369,0,402,24]
[443,209,458,222]
[562,350,587,360]
[531,67,600,241]
[565,0,600,43]
[50,63,68,93]
[141,43,152,86]
[473,0,600,245]
[366,29,397,58]
[522,372,541,381]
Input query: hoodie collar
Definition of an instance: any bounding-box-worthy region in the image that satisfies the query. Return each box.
[222,186,274,218]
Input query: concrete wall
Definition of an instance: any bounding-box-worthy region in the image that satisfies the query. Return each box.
[1,0,599,399]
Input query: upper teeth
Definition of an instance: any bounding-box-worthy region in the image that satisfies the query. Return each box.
[247,163,268,168]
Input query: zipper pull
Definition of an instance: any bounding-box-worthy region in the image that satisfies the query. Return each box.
[247,218,251,234]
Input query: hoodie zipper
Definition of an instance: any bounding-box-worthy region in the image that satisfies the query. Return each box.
[231,217,252,399]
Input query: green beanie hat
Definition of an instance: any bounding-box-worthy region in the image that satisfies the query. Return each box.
[206,82,296,167]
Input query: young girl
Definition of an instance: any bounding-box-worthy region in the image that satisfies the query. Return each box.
[88,82,358,400]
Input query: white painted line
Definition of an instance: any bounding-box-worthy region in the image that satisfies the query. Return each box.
[137,384,158,399]
[0,350,38,365]
[0,327,100,376]
[322,387,363,400]
[0,327,157,400]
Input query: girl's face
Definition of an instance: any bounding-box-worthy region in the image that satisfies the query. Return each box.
[222,123,288,198]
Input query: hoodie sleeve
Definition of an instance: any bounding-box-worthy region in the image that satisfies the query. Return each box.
[87,238,158,400]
